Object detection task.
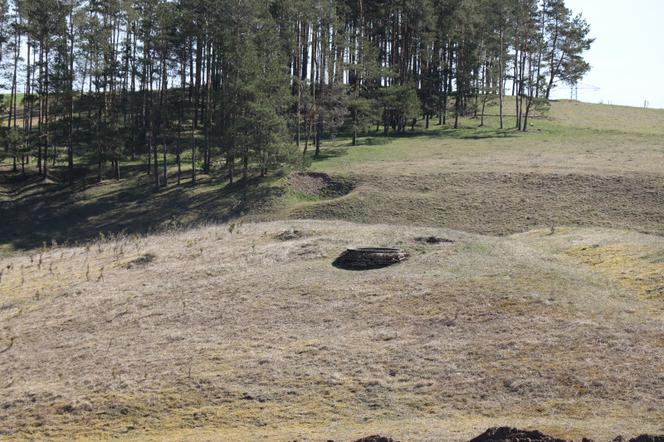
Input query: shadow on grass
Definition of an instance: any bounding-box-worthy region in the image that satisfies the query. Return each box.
[328,125,520,146]
[1,168,284,251]
[1,123,520,252]
[308,126,520,163]
[436,126,521,140]
[310,147,350,163]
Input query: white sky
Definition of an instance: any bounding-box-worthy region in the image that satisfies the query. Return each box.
[550,0,664,109]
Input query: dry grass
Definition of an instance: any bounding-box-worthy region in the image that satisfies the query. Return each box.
[283,101,664,236]
[2,100,663,440]
[1,221,663,441]
[567,244,664,300]
[550,100,664,136]
[287,172,664,236]
[310,101,664,177]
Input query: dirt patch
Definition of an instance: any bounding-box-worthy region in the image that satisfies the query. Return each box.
[274,229,305,241]
[624,436,664,442]
[288,172,355,197]
[122,253,156,269]
[469,428,664,442]
[354,436,397,442]
[415,236,454,244]
[469,427,570,442]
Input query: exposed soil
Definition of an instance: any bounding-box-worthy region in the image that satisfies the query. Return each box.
[275,229,305,241]
[288,171,355,197]
[623,436,664,442]
[349,430,664,442]
[354,436,398,442]
[122,253,156,269]
[291,172,664,236]
[415,236,455,244]
[469,427,570,442]
[467,428,664,442]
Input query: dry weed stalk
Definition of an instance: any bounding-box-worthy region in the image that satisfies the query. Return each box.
[0,335,14,354]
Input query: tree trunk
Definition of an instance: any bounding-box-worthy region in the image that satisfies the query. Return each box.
[498,27,504,129]
[68,5,75,186]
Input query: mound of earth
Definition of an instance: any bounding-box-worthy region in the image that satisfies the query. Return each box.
[621,436,664,442]
[414,235,454,244]
[354,436,397,442]
[468,428,664,442]
[288,171,354,197]
[469,427,571,442]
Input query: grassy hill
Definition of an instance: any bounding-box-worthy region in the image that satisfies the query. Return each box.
[1,221,663,440]
[1,100,663,254]
[1,100,663,440]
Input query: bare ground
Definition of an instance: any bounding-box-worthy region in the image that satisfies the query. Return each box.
[1,221,663,441]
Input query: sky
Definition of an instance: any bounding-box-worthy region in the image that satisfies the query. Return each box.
[550,0,664,108]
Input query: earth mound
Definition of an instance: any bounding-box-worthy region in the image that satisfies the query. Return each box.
[288,172,354,197]
[622,437,664,442]
[469,427,570,442]
[414,236,454,244]
[354,436,397,442]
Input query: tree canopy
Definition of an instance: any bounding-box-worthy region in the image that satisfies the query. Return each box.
[0,0,593,186]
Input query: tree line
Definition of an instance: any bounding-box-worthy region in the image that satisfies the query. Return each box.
[0,0,592,188]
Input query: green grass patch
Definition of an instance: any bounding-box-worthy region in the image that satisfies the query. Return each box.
[282,186,326,203]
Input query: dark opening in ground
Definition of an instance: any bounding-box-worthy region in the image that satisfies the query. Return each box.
[333,247,409,270]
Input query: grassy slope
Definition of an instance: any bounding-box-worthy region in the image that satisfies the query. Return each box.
[288,101,664,236]
[0,221,662,440]
[1,101,664,440]
[1,100,663,255]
